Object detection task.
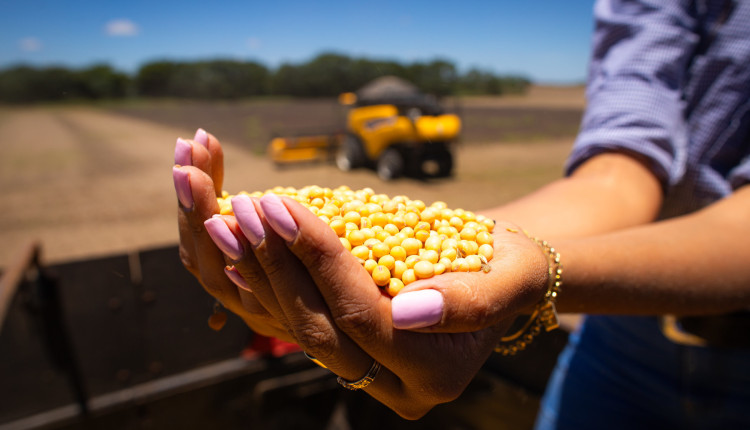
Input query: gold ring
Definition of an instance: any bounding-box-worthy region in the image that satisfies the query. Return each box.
[337,360,381,390]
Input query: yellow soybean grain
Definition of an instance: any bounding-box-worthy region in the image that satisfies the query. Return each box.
[217,185,494,297]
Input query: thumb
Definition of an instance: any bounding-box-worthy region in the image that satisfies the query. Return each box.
[390,231,549,333]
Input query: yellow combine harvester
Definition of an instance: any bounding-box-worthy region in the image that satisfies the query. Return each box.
[268,76,461,180]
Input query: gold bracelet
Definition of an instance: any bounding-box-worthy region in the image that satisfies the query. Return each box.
[495,230,562,356]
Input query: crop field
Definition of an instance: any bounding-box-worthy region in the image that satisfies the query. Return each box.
[0,86,584,268]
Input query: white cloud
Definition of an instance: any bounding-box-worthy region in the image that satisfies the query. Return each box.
[19,37,42,52]
[105,19,139,37]
[247,37,261,50]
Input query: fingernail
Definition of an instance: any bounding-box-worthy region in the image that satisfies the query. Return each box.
[194,128,209,148]
[259,194,298,243]
[232,195,265,246]
[391,290,444,329]
[225,266,252,292]
[172,166,193,210]
[175,138,192,166]
[204,215,244,261]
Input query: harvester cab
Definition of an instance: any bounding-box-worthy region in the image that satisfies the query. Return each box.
[336,76,461,180]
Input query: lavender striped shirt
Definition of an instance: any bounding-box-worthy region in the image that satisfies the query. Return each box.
[566,0,750,218]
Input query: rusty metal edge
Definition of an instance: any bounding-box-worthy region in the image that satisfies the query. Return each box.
[0,241,41,332]
[0,356,270,430]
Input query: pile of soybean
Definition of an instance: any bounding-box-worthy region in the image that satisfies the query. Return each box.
[218,186,494,296]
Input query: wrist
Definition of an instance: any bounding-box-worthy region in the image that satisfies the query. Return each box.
[495,230,562,355]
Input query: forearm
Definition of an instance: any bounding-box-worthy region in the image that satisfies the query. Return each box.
[557,185,750,316]
[480,153,664,240]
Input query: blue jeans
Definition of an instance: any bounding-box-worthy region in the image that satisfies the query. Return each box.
[535,315,750,429]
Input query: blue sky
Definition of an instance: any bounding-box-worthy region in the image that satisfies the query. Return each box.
[1,0,596,84]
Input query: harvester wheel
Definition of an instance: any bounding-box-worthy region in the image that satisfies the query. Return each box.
[433,149,454,177]
[377,148,404,181]
[421,144,454,178]
[336,135,366,171]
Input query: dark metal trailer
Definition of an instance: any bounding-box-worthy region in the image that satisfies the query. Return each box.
[0,243,570,430]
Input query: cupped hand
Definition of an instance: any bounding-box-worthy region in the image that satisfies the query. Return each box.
[391,220,550,334]
[172,129,291,341]
[173,130,551,418]
[225,193,550,418]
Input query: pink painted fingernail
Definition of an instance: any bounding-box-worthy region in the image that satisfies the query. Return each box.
[204,215,244,261]
[232,195,265,247]
[194,128,209,148]
[172,166,193,210]
[225,266,252,292]
[259,194,298,243]
[175,138,192,166]
[391,290,444,329]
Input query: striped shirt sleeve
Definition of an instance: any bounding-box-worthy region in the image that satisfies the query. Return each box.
[565,0,700,189]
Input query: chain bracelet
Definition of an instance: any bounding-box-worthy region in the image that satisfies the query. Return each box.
[495,230,562,356]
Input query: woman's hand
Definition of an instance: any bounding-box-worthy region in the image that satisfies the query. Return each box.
[390,222,550,334]
[172,129,291,341]
[174,129,552,418]
[224,192,550,418]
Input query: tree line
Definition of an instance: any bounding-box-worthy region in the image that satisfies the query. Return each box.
[0,52,530,104]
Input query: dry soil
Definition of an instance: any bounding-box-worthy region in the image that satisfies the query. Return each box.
[0,88,581,269]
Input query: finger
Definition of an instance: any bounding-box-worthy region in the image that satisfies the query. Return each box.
[258,194,504,416]
[174,132,222,279]
[258,194,392,349]
[178,212,200,279]
[193,128,224,196]
[174,139,288,339]
[221,265,292,340]
[247,195,422,414]
[246,195,381,373]
[224,266,267,315]
[205,211,291,330]
[175,137,211,278]
[392,223,549,333]
[173,165,242,311]
[175,136,212,175]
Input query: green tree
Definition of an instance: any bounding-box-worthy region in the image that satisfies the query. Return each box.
[271,63,306,96]
[0,55,530,103]
[135,60,269,98]
[457,68,530,95]
[134,61,178,97]
[404,59,458,97]
[77,64,130,99]
[0,66,85,102]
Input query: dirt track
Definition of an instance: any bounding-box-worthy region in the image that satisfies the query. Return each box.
[0,98,576,269]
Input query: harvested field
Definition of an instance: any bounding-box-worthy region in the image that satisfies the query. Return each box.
[0,86,583,268]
